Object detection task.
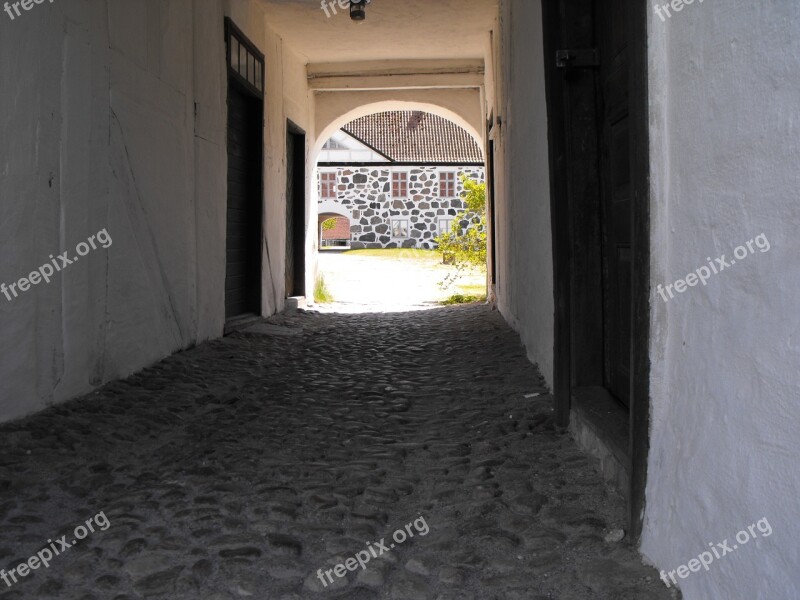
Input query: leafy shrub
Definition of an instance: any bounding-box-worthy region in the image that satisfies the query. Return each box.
[435,175,487,289]
[314,275,334,303]
[440,293,485,306]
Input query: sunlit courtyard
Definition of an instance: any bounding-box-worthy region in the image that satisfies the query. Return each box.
[315,249,487,313]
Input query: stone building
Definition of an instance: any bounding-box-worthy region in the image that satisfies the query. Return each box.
[317,111,485,249]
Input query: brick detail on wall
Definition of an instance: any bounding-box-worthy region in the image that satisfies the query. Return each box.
[321,216,351,240]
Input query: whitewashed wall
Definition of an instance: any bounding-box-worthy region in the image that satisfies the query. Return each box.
[493,0,554,385]
[643,2,800,598]
[0,0,311,423]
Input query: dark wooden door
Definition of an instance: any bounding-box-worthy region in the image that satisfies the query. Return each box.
[544,0,649,539]
[285,125,306,298]
[543,0,635,409]
[225,78,263,319]
[597,1,633,406]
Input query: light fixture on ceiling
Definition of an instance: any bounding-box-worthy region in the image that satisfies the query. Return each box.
[350,0,366,22]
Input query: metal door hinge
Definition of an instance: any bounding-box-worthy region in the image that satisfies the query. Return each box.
[556,49,599,69]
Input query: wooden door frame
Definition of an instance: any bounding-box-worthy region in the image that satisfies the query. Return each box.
[542,0,651,541]
[286,120,307,298]
[487,120,498,288]
[224,17,265,321]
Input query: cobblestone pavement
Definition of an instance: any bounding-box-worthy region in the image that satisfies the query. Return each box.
[0,305,677,600]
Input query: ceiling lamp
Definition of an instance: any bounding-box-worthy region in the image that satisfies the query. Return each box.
[350,0,366,22]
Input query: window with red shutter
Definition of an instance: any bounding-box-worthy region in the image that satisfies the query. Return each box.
[392,172,408,198]
[320,172,337,199]
[439,171,456,197]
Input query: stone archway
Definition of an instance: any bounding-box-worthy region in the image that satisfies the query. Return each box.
[318,205,352,249]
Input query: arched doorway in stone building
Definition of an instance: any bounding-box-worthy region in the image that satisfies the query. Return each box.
[318,207,352,249]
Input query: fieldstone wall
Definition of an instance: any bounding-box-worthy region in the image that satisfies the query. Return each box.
[318,166,485,249]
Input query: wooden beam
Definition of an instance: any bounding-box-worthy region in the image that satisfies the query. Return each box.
[308,59,485,91]
[628,0,652,545]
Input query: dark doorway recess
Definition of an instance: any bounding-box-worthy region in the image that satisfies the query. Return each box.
[225,19,265,321]
[542,0,650,540]
[286,122,306,298]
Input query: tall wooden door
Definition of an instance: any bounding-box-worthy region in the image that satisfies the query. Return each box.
[543,0,636,409]
[225,20,265,320]
[285,124,306,298]
[544,0,649,538]
[597,1,633,406]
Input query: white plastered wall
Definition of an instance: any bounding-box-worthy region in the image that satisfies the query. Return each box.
[492,0,554,385]
[643,2,800,598]
[0,0,311,423]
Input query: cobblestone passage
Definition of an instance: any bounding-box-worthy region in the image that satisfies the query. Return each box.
[0,305,677,600]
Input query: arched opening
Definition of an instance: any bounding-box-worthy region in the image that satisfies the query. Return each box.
[318,203,352,249]
[311,107,487,311]
[312,100,485,165]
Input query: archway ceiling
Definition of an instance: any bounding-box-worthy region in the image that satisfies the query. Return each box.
[260,0,498,63]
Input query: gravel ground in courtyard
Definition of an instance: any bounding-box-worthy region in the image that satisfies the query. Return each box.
[316,250,485,312]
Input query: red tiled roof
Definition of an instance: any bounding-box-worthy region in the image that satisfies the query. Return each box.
[342,111,484,163]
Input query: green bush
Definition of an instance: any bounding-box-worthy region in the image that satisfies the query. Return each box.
[435,175,487,289]
[439,293,485,306]
[314,275,334,303]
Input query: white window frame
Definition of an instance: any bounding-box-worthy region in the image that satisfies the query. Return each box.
[438,218,455,235]
[391,218,410,239]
